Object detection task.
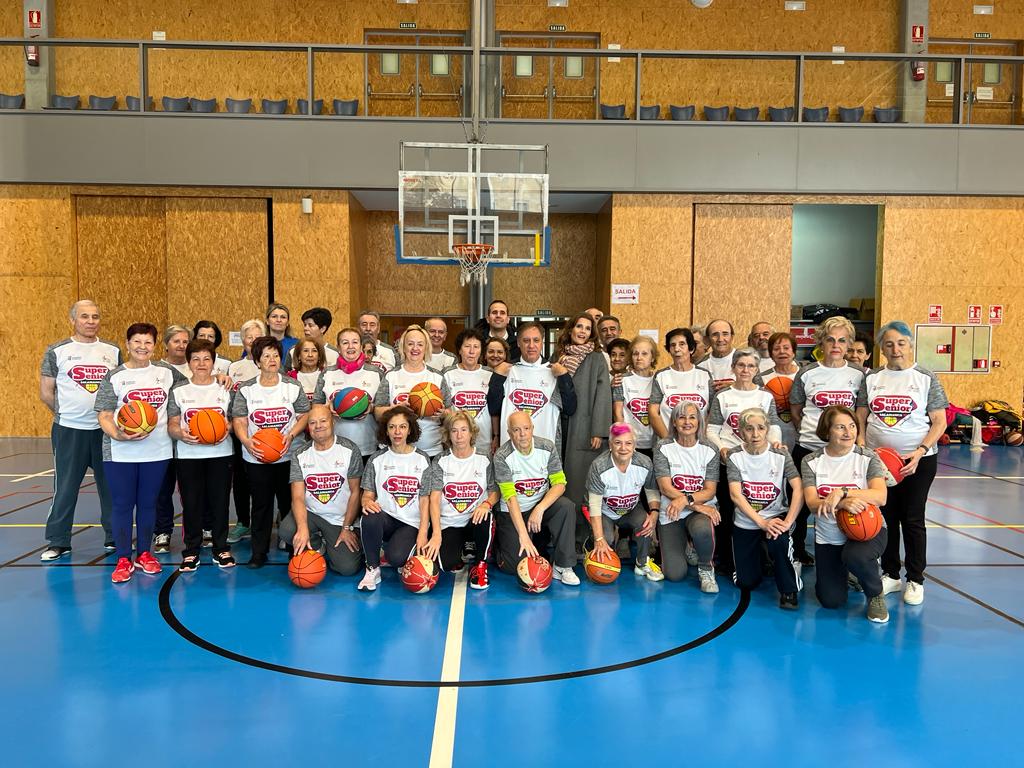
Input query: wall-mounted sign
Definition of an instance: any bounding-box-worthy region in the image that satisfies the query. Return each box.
[611,284,640,304]
[967,304,983,324]
[27,9,41,29]
[549,24,567,32]
[912,25,925,43]
[399,22,417,29]
[974,32,992,39]
[989,304,1003,325]
[928,304,943,323]
[976,86,994,100]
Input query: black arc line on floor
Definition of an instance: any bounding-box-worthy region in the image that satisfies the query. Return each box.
[159,570,750,688]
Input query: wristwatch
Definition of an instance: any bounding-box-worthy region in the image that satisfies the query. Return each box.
[841,487,849,499]
[685,493,695,506]
[343,524,356,531]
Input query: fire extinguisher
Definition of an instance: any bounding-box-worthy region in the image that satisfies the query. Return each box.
[25,35,39,67]
[911,60,925,82]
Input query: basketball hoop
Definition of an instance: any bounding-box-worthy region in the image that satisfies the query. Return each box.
[452,243,494,286]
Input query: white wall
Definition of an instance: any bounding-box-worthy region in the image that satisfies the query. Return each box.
[791,204,878,309]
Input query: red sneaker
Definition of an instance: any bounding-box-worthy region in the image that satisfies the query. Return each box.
[469,561,489,590]
[111,557,135,584]
[135,551,163,575]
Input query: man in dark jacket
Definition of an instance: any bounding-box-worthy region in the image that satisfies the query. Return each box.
[474,298,520,363]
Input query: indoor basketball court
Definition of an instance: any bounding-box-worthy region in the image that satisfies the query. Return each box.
[2,1,1024,766]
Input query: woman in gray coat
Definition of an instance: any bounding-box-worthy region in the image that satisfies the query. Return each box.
[554,313,613,546]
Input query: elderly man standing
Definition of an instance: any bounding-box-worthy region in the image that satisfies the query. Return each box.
[424,317,457,370]
[39,300,121,560]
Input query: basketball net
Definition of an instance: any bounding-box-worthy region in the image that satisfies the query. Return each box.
[452,243,494,286]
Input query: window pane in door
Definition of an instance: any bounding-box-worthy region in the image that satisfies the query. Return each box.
[982,62,1000,84]
[381,52,399,75]
[934,61,952,83]
[564,56,583,78]
[431,54,450,76]
[515,55,533,77]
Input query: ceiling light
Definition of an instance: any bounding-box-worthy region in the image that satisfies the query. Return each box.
[785,1,806,10]
[973,4,994,14]
[691,0,714,8]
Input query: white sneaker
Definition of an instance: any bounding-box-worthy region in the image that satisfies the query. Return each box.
[152,533,171,554]
[904,580,924,605]
[633,558,665,582]
[357,566,381,591]
[882,575,903,595]
[552,565,580,586]
[684,542,699,567]
[698,565,719,593]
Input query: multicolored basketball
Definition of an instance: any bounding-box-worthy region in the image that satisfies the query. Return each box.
[584,549,621,584]
[288,549,327,588]
[1005,429,1023,446]
[875,446,906,486]
[188,408,228,445]
[332,387,371,419]
[400,555,439,593]
[117,400,158,435]
[407,382,444,418]
[516,555,553,593]
[764,376,794,412]
[837,502,884,542]
[251,428,287,463]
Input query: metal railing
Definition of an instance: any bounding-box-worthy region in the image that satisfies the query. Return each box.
[0,37,1021,125]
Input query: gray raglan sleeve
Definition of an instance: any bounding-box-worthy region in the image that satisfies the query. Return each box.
[652,441,671,479]
[360,454,378,492]
[289,455,303,483]
[94,373,118,412]
[41,346,58,378]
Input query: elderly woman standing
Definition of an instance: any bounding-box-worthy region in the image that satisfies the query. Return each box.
[226,318,266,545]
[554,313,612,544]
[856,321,948,606]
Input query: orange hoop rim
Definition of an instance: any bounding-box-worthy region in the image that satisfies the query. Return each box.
[452,243,495,260]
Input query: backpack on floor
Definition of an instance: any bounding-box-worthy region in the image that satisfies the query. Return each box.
[971,400,1022,432]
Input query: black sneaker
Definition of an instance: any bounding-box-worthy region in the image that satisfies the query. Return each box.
[40,546,72,562]
[246,554,267,569]
[779,592,799,610]
[795,551,815,567]
[104,541,116,552]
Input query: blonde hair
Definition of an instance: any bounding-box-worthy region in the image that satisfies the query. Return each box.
[240,318,267,337]
[629,335,660,368]
[738,407,769,434]
[441,409,480,450]
[400,324,430,358]
[815,315,856,345]
[163,324,192,344]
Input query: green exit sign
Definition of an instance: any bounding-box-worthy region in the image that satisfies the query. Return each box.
[974,32,992,38]
[549,24,567,32]
[399,22,417,29]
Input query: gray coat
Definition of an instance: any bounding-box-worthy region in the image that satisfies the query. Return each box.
[562,351,612,506]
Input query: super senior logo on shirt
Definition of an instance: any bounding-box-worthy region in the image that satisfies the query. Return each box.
[510,388,548,416]
[124,387,167,407]
[251,407,292,430]
[444,481,483,512]
[741,480,780,512]
[69,365,110,394]
[871,395,916,427]
[383,475,420,507]
[306,473,343,504]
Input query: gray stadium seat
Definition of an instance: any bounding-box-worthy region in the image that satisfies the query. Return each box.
[50,95,80,110]
[802,106,829,122]
[768,106,794,122]
[638,104,661,120]
[162,96,190,112]
[873,106,900,123]
[88,95,117,110]
[0,93,24,109]
[261,99,288,114]
[733,106,759,121]
[226,98,252,113]
[126,95,154,111]
[669,104,696,121]
[703,105,729,121]
[298,98,324,115]
[839,106,864,123]
[600,103,627,119]
[190,98,217,113]
[333,98,359,116]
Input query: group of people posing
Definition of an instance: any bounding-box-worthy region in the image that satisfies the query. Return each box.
[40,299,947,622]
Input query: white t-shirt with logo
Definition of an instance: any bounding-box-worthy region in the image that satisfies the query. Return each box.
[649,366,714,428]
[652,438,720,525]
[801,446,886,545]
[697,350,737,390]
[229,373,311,464]
[707,386,782,451]
[613,373,655,449]
[372,342,398,374]
[429,350,457,371]
[289,437,363,527]
[498,361,564,445]
[374,365,445,456]
[857,364,948,456]
[790,362,865,449]
[41,337,121,430]
[441,366,493,453]
[726,446,799,530]
[313,364,383,457]
[493,436,563,515]
[167,380,233,459]
[424,450,496,529]
[292,370,320,403]
[585,451,656,520]
[94,362,183,462]
[361,447,431,528]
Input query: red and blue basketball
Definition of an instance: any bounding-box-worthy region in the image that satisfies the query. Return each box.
[332,387,371,419]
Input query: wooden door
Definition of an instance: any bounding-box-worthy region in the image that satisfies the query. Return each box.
[499,37,551,119]
[366,33,417,117]
[552,36,598,120]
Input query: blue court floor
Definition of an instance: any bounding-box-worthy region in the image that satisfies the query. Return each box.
[1,438,1020,767]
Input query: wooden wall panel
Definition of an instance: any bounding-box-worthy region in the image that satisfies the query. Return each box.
[271,189,351,337]
[347,193,369,324]
[0,186,77,437]
[878,196,1024,409]
[164,197,268,348]
[0,3,21,97]
[931,0,1024,40]
[75,195,167,355]
[692,203,792,340]
[607,194,694,340]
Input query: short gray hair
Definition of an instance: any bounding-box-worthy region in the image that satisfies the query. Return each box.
[69,299,98,321]
[668,399,705,440]
[738,407,769,432]
[163,324,192,344]
[732,346,760,369]
[875,320,913,346]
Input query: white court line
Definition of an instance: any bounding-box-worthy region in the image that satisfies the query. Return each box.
[10,469,55,483]
[428,568,469,768]
[936,476,1024,480]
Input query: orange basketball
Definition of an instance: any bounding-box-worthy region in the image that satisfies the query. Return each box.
[288,549,327,588]
[251,428,286,463]
[874,446,905,487]
[188,408,228,445]
[117,400,158,435]
[584,549,621,584]
[400,555,439,593]
[764,376,793,412]
[837,502,884,542]
[407,382,444,418]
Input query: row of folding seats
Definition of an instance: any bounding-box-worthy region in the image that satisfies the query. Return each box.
[600,103,901,122]
[0,93,359,115]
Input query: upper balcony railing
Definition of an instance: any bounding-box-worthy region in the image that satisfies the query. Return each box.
[0,37,1020,126]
